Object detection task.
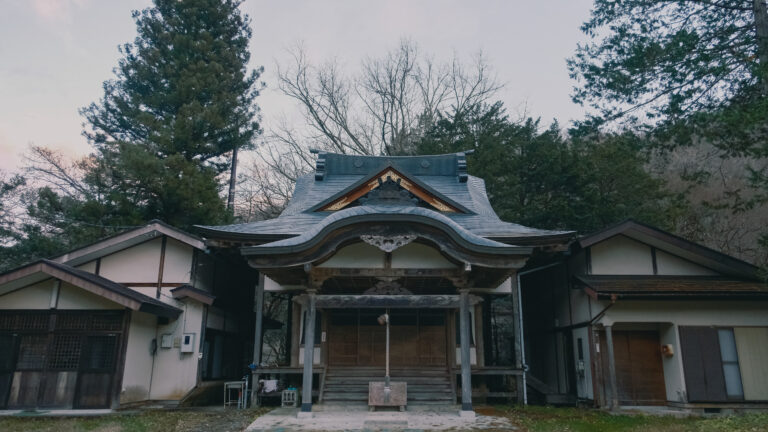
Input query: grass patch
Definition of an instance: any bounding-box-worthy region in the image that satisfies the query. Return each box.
[501,405,768,432]
[0,407,270,432]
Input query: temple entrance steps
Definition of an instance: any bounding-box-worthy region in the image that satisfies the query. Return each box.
[321,367,455,405]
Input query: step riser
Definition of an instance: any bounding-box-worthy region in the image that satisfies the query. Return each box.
[321,369,454,404]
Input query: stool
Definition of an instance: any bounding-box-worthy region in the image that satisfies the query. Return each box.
[224,381,246,409]
[281,388,298,407]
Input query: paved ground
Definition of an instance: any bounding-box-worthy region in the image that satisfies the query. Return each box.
[246,405,515,431]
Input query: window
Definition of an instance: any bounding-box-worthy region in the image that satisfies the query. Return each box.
[717,329,744,399]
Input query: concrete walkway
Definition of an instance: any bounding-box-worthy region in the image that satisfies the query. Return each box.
[246,405,515,431]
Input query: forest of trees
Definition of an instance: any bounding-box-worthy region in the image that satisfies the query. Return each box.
[0,0,766,273]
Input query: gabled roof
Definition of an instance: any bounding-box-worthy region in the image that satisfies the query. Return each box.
[578,219,759,280]
[0,260,182,318]
[312,166,471,213]
[197,152,573,246]
[575,275,768,299]
[52,220,205,267]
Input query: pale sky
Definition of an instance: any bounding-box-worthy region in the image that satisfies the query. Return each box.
[0,0,593,172]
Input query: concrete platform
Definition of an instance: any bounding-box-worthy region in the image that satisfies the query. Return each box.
[246,405,515,431]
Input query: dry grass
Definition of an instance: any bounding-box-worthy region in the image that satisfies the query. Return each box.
[501,405,768,432]
[0,407,269,432]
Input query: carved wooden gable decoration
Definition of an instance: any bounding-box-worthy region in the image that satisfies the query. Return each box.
[318,167,463,213]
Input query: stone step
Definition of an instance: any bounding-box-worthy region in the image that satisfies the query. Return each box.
[324,377,451,384]
[322,393,454,402]
[322,367,454,405]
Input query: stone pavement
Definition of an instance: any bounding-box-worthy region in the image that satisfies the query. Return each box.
[246,405,516,431]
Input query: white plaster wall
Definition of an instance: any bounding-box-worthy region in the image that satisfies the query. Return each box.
[391,243,456,269]
[99,238,162,283]
[655,250,717,276]
[162,239,193,283]
[148,300,205,400]
[590,236,653,275]
[659,323,686,402]
[570,284,593,325]
[121,311,156,404]
[77,260,98,273]
[57,283,122,310]
[601,301,768,327]
[0,280,52,309]
[571,326,593,400]
[318,242,384,268]
[128,286,158,299]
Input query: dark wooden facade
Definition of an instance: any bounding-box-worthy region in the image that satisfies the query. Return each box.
[0,310,129,409]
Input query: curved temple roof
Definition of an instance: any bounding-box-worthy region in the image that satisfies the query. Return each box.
[197,152,574,249]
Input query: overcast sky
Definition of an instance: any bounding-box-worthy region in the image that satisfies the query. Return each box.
[0,0,593,172]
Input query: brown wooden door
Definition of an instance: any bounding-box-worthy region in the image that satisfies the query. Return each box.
[599,330,667,405]
[327,309,447,367]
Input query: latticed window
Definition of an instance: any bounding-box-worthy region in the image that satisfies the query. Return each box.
[91,314,123,331]
[47,334,83,370]
[82,335,118,371]
[0,313,49,331]
[16,335,48,370]
[55,314,89,330]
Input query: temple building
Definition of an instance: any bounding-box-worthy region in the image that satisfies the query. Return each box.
[0,151,766,414]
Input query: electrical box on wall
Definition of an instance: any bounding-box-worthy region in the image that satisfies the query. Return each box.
[160,334,173,349]
[181,333,195,353]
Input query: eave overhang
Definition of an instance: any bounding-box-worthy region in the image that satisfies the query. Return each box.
[575,275,768,300]
[0,260,182,318]
[240,206,532,269]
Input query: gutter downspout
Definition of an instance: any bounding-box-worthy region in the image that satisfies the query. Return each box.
[516,261,562,406]
[552,294,617,332]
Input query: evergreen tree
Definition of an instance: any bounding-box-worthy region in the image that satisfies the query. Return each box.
[415,103,680,234]
[80,0,263,228]
[569,0,768,155]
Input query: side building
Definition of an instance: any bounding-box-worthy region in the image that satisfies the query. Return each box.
[0,221,256,410]
[525,220,768,412]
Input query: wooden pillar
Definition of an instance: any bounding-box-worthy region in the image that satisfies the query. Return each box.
[459,289,473,413]
[511,276,525,404]
[251,273,265,406]
[301,290,317,413]
[253,274,265,365]
[604,324,618,409]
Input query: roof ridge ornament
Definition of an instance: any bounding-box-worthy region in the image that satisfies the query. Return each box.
[457,151,471,183]
[360,234,417,253]
[313,150,327,181]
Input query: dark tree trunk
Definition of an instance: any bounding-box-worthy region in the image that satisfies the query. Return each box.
[227,144,239,211]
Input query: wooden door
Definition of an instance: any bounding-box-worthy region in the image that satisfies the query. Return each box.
[599,330,666,405]
[679,326,727,402]
[328,309,447,367]
[75,334,119,408]
[327,312,359,366]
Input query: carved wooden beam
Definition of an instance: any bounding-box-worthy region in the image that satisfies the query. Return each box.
[292,294,482,309]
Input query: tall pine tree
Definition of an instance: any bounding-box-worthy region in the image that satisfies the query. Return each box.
[80,0,263,228]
